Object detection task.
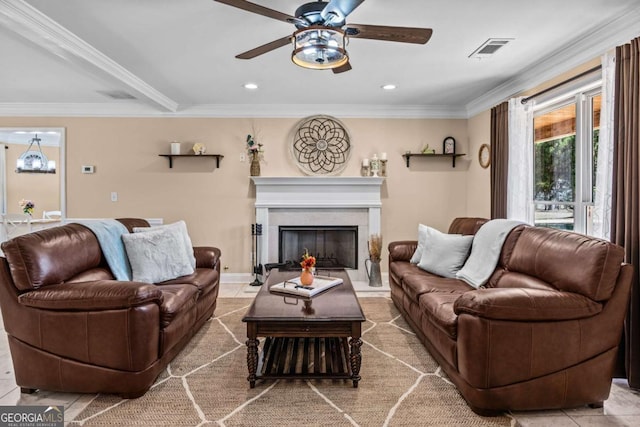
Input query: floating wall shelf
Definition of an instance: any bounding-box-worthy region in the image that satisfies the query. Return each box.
[159,154,224,169]
[402,153,466,168]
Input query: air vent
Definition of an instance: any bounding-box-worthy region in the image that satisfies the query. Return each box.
[469,38,513,59]
[97,90,137,100]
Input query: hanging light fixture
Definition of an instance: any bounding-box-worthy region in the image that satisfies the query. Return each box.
[15,134,56,174]
[291,26,348,70]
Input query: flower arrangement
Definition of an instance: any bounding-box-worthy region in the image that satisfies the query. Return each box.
[368,234,383,262]
[300,248,316,272]
[19,199,35,216]
[246,134,263,157]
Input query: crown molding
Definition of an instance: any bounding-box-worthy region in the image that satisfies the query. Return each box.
[0,0,178,112]
[0,102,468,119]
[465,5,640,117]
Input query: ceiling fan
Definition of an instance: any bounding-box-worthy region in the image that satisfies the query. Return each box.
[214,0,433,73]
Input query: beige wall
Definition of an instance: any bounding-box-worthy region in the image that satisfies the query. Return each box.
[0,116,479,272]
[465,110,491,218]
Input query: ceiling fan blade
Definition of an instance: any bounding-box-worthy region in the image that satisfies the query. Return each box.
[346,24,433,44]
[332,61,352,74]
[236,36,292,59]
[214,0,294,23]
[321,0,365,22]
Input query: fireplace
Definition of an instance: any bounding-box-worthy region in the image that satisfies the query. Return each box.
[279,226,358,269]
[252,176,383,282]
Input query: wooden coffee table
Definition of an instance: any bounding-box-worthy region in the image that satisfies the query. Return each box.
[242,269,366,388]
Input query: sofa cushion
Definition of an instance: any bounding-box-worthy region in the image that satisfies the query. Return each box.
[402,272,471,301]
[1,224,104,291]
[506,227,624,301]
[419,292,461,339]
[157,284,198,328]
[410,224,429,264]
[123,226,195,283]
[389,261,422,285]
[159,268,219,295]
[417,226,473,278]
[133,221,196,269]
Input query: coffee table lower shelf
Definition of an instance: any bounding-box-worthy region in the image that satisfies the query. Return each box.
[256,336,353,383]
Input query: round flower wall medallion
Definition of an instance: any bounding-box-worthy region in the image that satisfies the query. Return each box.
[291,115,351,175]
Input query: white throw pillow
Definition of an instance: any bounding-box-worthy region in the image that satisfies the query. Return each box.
[410,223,429,264]
[133,220,196,269]
[123,226,195,283]
[417,226,473,278]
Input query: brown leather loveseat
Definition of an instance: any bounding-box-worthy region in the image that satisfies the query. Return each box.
[0,218,220,398]
[388,217,632,415]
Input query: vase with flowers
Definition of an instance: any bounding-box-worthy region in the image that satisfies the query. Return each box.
[19,199,34,216]
[247,134,263,176]
[299,249,316,286]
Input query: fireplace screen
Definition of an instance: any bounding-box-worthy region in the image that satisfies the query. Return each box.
[279,226,358,269]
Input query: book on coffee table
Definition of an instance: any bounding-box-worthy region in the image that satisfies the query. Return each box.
[269,275,343,297]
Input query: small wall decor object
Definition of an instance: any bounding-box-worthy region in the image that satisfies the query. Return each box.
[170,141,181,155]
[247,134,263,176]
[192,143,206,155]
[443,136,456,154]
[291,115,351,175]
[370,154,380,177]
[421,144,435,154]
[361,158,370,177]
[479,143,491,168]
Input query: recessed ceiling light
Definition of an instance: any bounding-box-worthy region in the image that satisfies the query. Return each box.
[244,83,259,90]
[381,84,397,91]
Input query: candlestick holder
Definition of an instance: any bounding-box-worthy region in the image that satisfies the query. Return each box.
[370,158,380,177]
[380,159,388,177]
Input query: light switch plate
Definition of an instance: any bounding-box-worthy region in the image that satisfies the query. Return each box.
[82,165,95,174]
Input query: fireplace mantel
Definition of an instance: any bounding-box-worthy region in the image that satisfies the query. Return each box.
[251,176,384,280]
[251,176,384,208]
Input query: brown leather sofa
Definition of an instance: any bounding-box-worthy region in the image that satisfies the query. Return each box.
[0,218,220,398]
[388,217,632,415]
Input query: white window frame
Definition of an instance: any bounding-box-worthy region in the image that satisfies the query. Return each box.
[532,84,601,234]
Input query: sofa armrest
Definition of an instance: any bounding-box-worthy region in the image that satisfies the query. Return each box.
[18,280,163,311]
[453,288,602,321]
[388,241,418,263]
[194,246,221,269]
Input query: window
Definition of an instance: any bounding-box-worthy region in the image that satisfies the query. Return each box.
[533,90,601,234]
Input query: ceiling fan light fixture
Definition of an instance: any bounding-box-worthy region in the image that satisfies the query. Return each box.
[291,26,348,70]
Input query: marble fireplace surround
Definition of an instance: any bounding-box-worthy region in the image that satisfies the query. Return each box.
[251,177,384,282]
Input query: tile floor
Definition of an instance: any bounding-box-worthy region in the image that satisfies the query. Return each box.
[0,282,638,426]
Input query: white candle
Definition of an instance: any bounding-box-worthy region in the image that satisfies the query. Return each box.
[381,152,387,160]
[362,158,369,167]
[170,142,181,155]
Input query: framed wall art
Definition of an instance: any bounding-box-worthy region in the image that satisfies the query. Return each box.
[443,136,456,154]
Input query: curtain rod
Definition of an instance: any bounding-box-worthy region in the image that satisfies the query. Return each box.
[520,65,602,104]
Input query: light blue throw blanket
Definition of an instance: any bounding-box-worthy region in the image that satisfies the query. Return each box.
[455,219,524,288]
[76,220,132,281]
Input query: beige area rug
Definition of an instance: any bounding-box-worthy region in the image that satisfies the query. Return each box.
[70,298,514,426]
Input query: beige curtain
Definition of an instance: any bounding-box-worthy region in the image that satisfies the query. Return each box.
[611,36,640,389]
[490,102,509,219]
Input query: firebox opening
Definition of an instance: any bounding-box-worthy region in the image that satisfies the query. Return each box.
[279,225,358,269]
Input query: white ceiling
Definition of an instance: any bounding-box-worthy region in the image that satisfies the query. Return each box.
[0,0,639,118]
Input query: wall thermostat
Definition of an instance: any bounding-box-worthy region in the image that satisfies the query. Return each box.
[82,165,95,174]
